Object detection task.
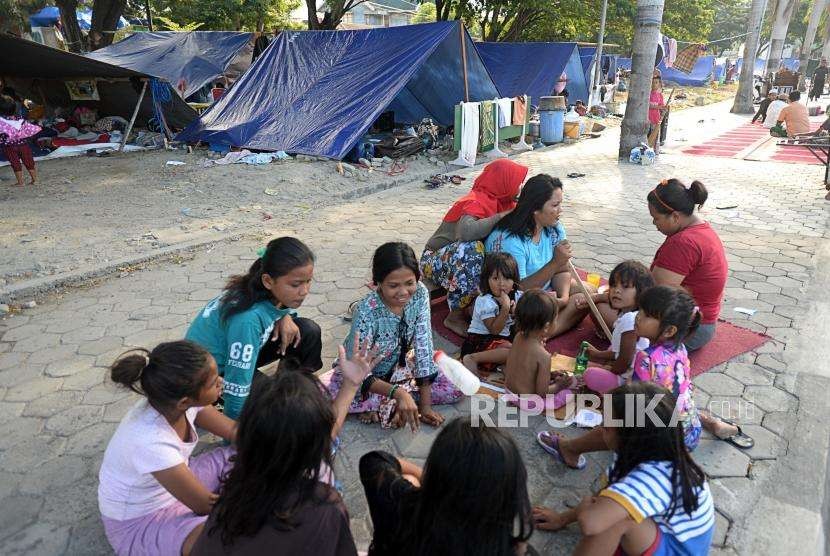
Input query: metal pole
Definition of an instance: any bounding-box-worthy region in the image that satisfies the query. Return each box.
[120,80,148,153]
[590,0,609,106]
[460,22,469,102]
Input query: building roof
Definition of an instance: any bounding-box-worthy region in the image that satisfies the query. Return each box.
[366,0,418,13]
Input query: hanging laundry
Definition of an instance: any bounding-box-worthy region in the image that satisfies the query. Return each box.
[450,102,479,167]
[513,96,527,125]
[487,99,508,159]
[496,98,512,128]
[673,44,706,74]
[479,100,496,147]
[512,96,533,152]
[665,38,678,68]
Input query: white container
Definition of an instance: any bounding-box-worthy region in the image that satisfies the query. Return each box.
[434,351,481,396]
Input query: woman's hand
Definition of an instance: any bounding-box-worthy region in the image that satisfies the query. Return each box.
[419,405,444,427]
[274,314,300,355]
[553,241,572,271]
[338,332,380,388]
[392,389,420,432]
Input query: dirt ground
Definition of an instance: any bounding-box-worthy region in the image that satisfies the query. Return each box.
[0,147,458,285]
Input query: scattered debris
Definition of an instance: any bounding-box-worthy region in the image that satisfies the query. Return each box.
[22,300,37,309]
[734,307,757,316]
[263,188,280,196]
[166,160,186,166]
[0,304,9,315]
[716,205,738,210]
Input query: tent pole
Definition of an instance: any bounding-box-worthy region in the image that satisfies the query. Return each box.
[121,80,148,153]
[460,22,469,102]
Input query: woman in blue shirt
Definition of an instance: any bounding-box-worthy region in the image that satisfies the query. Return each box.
[485,174,589,337]
[185,237,322,420]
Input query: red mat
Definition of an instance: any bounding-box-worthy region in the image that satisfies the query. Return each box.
[681,122,768,158]
[431,299,770,378]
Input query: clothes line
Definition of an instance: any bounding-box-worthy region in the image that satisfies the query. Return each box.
[675,31,751,46]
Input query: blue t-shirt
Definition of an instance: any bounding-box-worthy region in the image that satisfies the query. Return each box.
[185,295,294,420]
[600,460,715,556]
[485,223,567,289]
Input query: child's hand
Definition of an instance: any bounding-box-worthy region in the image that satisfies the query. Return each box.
[274,314,300,355]
[551,372,574,391]
[338,332,380,388]
[572,292,587,309]
[532,506,570,531]
[498,291,511,310]
[585,343,600,359]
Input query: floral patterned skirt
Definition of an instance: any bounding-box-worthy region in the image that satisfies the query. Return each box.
[420,241,485,311]
[325,352,463,428]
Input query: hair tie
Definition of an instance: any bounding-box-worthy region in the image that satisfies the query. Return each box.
[651,188,675,213]
[256,246,267,259]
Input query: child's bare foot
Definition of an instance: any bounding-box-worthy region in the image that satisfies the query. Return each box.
[443,313,468,337]
[357,411,379,424]
[555,436,583,468]
[462,354,479,376]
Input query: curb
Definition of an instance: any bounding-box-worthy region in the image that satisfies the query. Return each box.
[0,161,485,303]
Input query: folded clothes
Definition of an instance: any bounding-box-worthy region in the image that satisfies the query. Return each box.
[51,133,110,147]
[57,126,79,138]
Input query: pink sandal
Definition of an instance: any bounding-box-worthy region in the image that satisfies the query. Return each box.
[537,431,587,470]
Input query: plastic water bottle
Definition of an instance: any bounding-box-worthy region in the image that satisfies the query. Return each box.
[434,351,481,396]
[574,341,590,375]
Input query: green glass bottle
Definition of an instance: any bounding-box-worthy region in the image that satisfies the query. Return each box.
[574,341,590,375]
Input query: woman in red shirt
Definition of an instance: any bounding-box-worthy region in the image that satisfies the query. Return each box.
[648,178,727,350]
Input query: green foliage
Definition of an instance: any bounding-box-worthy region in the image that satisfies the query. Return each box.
[708,0,750,53]
[413,1,436,23]
[150,0,299,31]
[155,15,204,30]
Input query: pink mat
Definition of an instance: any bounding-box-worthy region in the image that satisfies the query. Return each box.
[431,297,770,378]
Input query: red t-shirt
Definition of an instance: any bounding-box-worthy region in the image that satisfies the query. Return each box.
[651,222,728,324]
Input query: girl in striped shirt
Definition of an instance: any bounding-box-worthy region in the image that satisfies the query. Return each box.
[533,382,715,555]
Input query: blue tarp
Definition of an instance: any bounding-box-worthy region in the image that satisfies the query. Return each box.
[579,47,617,85]
[659,55,715,86]
[29,6,128,30]
[476,42,588,106]
[616,56,714,87]
[87,32,251,99]
[177,22,499,159]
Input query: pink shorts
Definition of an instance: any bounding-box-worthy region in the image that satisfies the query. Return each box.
[100,445,234,556]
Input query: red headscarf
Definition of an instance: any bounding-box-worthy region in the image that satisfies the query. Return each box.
[443,159,528,223]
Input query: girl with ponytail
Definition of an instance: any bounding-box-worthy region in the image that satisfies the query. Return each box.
[98,341,236,556]
[185,236,322,420]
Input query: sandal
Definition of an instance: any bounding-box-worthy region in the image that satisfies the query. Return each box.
[566,172,585,178]
[715,418,754,449]
[536,431,587,470]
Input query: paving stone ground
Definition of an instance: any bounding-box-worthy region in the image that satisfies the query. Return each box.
[0,101,828,555]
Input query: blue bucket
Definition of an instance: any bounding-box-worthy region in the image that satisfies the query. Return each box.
[540,109,565,144]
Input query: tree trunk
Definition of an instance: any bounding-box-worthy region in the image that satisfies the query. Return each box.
[618,0,664,159]
[56,0,85,52]
[797,0,827,89]
[765,0,799,75]
[822,9,830,61]
[732,0,767,113]
[89,0,127,50]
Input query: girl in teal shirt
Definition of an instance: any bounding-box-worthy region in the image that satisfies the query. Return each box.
[186,237,322,420]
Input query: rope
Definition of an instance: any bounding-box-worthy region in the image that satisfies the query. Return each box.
[676,31,751,46]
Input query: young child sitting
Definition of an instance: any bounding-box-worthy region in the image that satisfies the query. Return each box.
[98,341,237,556]
[533,382,715,555]
[503,288,576,411]
[573,260,654,393]
[461,252,522,375]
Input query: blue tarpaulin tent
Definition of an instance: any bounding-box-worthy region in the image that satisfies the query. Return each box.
[616,56,714,87]
[87,32,252,99]
[177,22,499,159]
[29,6,129,30]
[579,47,618,85]
[476,42,588,106]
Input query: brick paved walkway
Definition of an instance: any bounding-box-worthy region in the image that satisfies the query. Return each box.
[0,102,827,554]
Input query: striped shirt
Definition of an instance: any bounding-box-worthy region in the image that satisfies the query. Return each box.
[600,460,714,555]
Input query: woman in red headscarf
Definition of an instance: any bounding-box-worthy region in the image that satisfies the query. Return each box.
[421,159,528,337]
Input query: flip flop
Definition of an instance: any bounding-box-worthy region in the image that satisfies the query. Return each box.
[566,172,586,178]
[715,418,754,449]
[537,431,587,470]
